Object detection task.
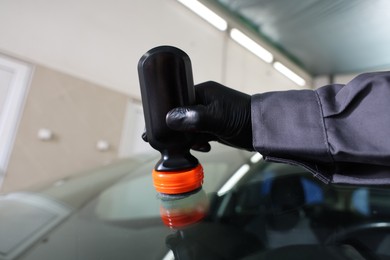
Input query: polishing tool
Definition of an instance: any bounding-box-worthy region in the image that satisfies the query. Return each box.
[138,46,204,195]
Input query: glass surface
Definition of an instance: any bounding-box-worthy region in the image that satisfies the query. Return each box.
[1,147,390,260]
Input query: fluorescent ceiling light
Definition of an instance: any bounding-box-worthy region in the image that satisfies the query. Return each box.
[217,164,250,196]
[250,153,263,164]
[230,28,273,63]
[273,61,306,86]
[162,250,175,260]
[177,0,228,31]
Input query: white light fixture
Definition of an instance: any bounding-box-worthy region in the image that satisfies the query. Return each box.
[217,164,250,196]
[37,128,54,141]
[96,140,110,152]
[177,0,228,31]
[273,61,306,87]
[230,28,273,63]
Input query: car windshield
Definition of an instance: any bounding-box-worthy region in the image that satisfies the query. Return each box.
[1,146,389,260]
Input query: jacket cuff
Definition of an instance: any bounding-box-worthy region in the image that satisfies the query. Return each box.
[251,90,334,182]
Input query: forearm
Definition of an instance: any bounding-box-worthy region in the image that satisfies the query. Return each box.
[252,71,390,184]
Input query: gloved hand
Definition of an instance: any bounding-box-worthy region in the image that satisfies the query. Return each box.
[166,81,254,151]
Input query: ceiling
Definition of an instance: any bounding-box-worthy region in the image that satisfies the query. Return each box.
[212,0,390,76]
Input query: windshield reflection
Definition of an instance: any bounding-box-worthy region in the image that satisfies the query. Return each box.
[158,188,209,229]
[1,149,389,260]
[161,161,390,259]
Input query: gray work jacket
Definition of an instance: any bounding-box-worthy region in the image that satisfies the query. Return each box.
[252,72,390,185]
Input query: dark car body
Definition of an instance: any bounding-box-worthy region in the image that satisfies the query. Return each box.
[1,145,389,260]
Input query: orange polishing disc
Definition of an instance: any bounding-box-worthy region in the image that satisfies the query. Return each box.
[152,164,204,194]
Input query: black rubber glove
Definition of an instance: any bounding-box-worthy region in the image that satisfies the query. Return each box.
[166,81,254,151]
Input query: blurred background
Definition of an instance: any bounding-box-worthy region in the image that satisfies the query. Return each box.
[0,0,389,192]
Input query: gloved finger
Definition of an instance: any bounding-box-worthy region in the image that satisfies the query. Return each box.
[141,129,148,142]
[191,142,211,152]
[190,133,215,152]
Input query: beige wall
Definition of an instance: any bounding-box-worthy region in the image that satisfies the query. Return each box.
[2,66,128,192]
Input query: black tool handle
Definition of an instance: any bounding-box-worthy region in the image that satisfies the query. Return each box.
[138,46,198,171]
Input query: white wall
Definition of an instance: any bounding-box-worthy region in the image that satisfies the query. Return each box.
[0,0,225,97]
[313,73,360,89]
[0,0,311,191]
[0,0,307,98]
[225,39,305,94]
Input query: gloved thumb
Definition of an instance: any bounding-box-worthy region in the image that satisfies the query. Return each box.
[166,106,215,152]
[166,105,213,133]
[165,81,254,151]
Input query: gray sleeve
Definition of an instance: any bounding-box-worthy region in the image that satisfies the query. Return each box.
[252,71,390,185]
